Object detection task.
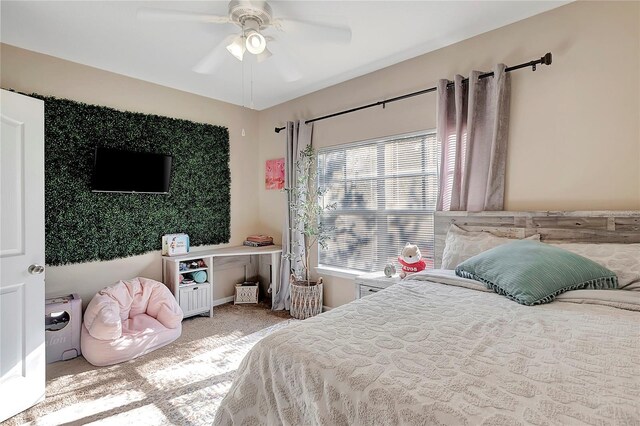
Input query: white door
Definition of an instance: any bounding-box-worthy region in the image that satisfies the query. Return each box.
[0,89,46,422]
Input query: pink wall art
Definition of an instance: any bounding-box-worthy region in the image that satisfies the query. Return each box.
[265,158,285,190]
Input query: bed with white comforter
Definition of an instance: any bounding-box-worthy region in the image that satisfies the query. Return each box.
[214,270,640,425]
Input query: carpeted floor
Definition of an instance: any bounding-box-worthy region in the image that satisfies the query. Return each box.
[4,303,293,426]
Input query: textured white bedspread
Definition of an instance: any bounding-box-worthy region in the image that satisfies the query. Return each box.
[214,279,640,425]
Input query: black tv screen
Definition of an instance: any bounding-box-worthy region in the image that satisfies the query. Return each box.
[92,148,173,194]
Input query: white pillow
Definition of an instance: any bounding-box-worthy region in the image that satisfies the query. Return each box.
[441,224,540,269]
[549,243,640,290]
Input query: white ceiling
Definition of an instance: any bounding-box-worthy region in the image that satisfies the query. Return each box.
[1,1,567,110]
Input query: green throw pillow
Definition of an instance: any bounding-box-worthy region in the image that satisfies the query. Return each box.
[455,240,618,305]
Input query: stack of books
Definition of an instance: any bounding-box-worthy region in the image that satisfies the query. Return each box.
[243,235,274,247]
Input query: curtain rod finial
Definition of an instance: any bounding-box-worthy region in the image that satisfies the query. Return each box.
[542,52,552,66]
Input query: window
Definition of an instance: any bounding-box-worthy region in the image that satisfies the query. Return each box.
[318,130,439,273]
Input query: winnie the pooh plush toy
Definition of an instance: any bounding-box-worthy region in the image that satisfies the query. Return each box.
[398,242,427,279]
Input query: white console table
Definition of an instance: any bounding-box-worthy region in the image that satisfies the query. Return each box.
[162,245,282,318]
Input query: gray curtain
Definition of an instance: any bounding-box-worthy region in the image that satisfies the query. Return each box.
[273,120,313,311]
[436,64,511,212]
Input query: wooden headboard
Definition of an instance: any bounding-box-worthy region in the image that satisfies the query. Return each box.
[434,211,640,268]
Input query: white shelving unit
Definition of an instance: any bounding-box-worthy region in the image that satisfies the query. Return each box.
[163,254,214,318]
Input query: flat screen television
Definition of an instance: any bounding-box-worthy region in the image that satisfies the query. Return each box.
[92,147,173,194]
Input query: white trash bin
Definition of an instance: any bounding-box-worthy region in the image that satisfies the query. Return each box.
[45,294,82,363]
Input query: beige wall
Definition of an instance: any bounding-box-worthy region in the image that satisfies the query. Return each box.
[257,1,640,308]
[0,43,260,306]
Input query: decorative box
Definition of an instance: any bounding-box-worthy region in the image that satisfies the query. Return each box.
[234,282,259,304]
[162,233,190,256]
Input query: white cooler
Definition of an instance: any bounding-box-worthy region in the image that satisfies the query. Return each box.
[45,294,82,363]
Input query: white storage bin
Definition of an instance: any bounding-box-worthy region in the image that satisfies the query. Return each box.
[178,282,212,317]
[45,294,82,363]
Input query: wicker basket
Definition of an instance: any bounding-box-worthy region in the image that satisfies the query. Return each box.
[290,275,323,319]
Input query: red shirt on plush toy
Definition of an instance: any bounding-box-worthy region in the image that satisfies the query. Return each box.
[398,242,427,278]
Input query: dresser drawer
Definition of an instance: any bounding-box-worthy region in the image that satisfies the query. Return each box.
[355,272,401,299]
[359,285,384,298]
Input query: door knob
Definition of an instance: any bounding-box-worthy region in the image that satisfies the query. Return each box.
[28,264,45,275]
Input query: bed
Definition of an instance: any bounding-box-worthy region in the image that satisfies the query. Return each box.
[214,211,640,425]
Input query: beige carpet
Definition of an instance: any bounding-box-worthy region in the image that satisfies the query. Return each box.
[5,303,293,426]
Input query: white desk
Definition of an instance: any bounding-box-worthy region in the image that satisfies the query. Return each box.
[162,245,282,318]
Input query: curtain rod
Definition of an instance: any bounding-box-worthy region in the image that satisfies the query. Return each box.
[274,52,552,133]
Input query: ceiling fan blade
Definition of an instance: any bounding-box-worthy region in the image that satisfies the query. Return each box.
[276,18,352,45]
[256,47,272,63]
[192,35,238,74]
[268,41,302,82]
[137,8,230,24]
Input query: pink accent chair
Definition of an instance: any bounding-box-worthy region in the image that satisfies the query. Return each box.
[81,277,183,366]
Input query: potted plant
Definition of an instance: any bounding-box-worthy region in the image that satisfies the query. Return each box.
[286,144,334,319]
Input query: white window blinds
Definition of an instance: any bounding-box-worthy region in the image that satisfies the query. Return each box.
[318,130,439,273]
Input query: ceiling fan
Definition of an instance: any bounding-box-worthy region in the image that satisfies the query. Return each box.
[137,0,352,81]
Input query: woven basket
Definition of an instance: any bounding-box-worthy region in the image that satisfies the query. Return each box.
[234,284,258,304]
[290,275,323,320]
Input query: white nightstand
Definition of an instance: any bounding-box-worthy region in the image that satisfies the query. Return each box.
[354,271,402,299]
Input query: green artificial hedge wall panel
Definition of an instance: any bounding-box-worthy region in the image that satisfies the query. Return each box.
[34,95,230,266]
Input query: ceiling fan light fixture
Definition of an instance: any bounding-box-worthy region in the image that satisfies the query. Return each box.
[245,30,266,54]
[226,36,246,61]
